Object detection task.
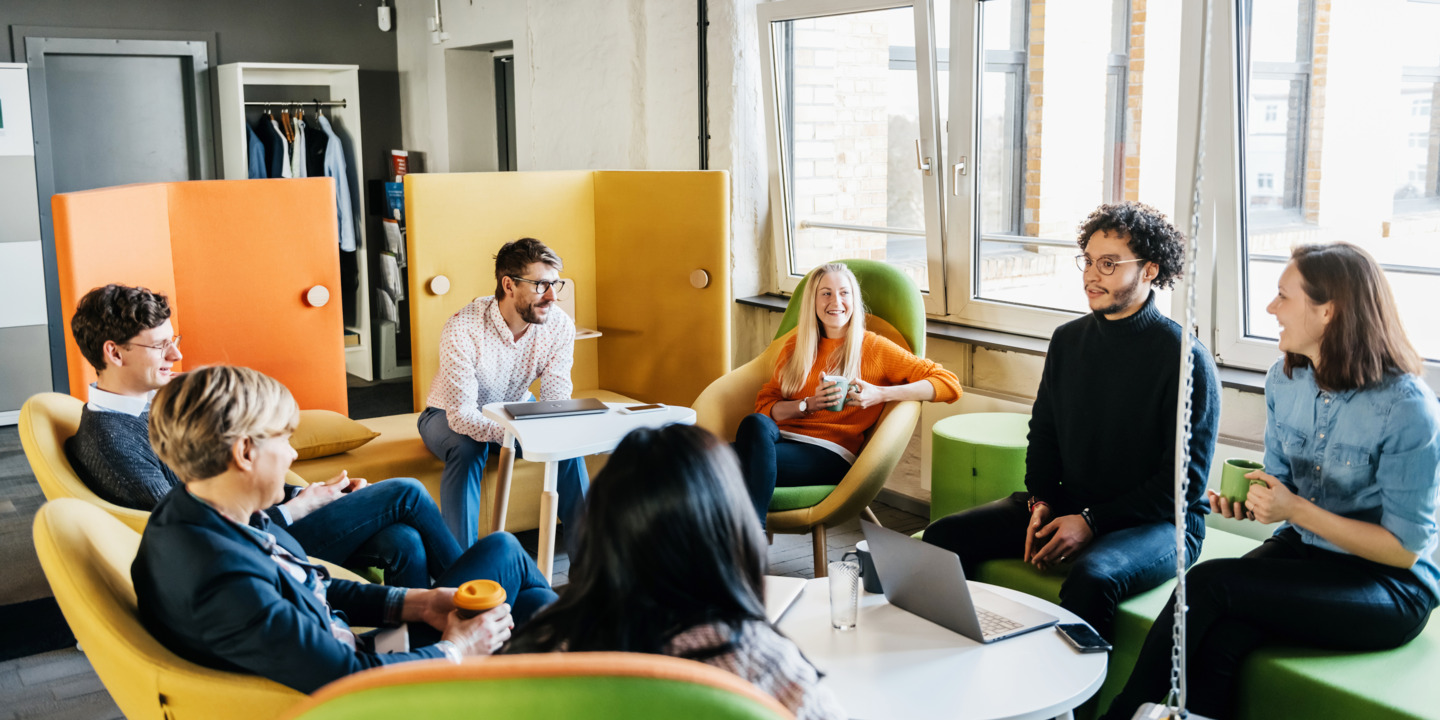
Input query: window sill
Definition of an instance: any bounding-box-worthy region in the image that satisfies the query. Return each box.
[736,294,1269,394]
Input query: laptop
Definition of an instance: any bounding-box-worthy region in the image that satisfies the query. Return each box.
[764,575,807,623]
[504,397,609,420]
[860,519,1057,643]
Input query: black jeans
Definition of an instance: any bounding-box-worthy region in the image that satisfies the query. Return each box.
[1102,528,1436,720]
[923,493,1202,641]
[731,413,852,527]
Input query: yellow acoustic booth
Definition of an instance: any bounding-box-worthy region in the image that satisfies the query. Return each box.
[404,170,732,534]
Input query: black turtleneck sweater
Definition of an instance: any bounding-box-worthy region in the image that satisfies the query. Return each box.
[1026,291,1219,538]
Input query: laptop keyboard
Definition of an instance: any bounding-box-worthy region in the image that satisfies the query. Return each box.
[977,607,1024,638]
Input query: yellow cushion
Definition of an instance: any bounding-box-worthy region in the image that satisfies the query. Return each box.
[290,410,381,461]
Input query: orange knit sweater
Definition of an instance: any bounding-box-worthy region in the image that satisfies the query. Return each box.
[755,332,962,457]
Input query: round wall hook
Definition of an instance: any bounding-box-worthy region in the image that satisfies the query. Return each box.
[689,269,711,289]
[304,285,330,307]
[430,275,451,295]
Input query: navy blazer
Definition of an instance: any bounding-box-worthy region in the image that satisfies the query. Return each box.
[132,486,446,694]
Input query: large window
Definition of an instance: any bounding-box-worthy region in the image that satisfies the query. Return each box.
[1221,0,1440,378]
[759,0,946,312]
[758,0,1440,388]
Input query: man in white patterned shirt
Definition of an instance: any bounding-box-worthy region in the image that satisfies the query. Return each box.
[417,238,587,548]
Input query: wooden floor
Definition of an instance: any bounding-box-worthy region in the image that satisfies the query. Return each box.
[0,422,925,720]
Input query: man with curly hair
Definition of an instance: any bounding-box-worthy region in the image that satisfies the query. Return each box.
[924,202,1220,641]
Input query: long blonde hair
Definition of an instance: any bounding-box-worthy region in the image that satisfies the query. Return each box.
[780,263,866,397]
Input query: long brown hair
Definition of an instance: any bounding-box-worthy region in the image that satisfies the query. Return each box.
[1284,243,1423,391]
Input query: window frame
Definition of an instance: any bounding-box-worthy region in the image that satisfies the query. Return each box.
[756,0,949,314]
[1206,0,1440,391]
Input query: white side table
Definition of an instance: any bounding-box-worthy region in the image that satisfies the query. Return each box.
[779,578,1107,720]
[480,402,696,579]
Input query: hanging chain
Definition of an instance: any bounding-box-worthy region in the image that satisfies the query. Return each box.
[1164,0,1215,716]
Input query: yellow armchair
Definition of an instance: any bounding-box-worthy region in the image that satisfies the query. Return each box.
[20,392,149,533]
[33,498,306,720]
[693,259,928,577]
[19,392,365,583]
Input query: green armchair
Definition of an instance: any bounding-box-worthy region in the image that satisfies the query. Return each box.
[693,259,927,576]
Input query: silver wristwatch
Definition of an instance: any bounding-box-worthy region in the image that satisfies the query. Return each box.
[797,398,809,414]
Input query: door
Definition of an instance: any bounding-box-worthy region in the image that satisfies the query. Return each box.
[20,31,214,390]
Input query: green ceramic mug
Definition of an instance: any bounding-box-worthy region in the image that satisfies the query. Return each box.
[820,373,850,412]
[1220,458,1266,503]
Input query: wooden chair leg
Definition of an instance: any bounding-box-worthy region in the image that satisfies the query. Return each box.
[861,506,881,526]
[812,524,828,578]
[766,531,774,545]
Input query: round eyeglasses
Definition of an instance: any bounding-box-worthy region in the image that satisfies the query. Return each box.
[508,276,566,295]
[126,335,181,352]
[1075,255,1146,276]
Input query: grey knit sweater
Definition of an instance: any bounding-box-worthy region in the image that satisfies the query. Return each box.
[65,407,179,511]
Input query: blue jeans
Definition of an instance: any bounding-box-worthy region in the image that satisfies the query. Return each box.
[286,477,462,589]
[731,413,853,527]
[407,531,558,648]
[417,406,589,550]
[923,493,1204,641]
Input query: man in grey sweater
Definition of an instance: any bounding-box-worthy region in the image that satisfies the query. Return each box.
[64,284,464,588]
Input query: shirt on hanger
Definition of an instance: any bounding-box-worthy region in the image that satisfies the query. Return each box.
[271,117,293,179]
[292,117,307,179]
[317,114,357,252]
[247,124,267,179]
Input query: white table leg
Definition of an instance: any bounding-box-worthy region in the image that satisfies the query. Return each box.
[490,432,516,536]
[537,460,560,580]
[1054,710,1075,720]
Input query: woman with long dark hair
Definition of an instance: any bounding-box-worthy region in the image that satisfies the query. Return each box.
[505,424,845,720]
[1103,243,1440,718]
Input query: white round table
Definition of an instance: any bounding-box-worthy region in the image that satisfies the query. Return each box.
[778,577,1107,720]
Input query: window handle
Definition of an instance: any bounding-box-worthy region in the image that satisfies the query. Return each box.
[915,139,932,176]
[952,157,967,196]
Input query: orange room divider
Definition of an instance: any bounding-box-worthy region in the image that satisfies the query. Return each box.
[404,170,732,411]
[52,179,349,414]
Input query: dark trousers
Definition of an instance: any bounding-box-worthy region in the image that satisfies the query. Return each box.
[1101,527,1435,719]
[923,493,1202,641]
[407,531,558,648]
[418,406,588,550]
[731,413,852,526]
[287,477,462,589]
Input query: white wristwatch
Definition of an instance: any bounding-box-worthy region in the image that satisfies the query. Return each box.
[797,398,809,414]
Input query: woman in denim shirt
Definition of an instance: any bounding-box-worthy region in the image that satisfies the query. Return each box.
[1105,243,1440,719]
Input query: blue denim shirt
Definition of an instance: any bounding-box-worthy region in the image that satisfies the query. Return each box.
[1264,361,1440,599]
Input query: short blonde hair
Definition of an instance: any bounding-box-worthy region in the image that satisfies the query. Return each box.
[148,365,300,482]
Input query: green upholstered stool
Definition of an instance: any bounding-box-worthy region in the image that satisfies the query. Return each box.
[929,412,1031,522]
[976,527,1440,719]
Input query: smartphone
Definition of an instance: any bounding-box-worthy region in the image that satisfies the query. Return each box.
[1056,623,1111,653]
[618,403,666,415]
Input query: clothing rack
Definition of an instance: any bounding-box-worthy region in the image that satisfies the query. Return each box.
[244,99,348,108]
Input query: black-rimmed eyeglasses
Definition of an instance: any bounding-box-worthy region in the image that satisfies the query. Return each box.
[1075,255,1146,276]
[508,276,566,295]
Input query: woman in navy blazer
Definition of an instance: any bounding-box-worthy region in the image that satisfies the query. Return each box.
[132,366,557,694]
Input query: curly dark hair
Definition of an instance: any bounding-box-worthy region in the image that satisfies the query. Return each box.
[71,284,172,373]
[1076,202,1186,289]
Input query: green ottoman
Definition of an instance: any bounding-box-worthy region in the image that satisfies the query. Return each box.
[930,412,1031,522]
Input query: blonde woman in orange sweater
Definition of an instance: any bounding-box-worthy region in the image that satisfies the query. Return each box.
[734,263,962,525]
